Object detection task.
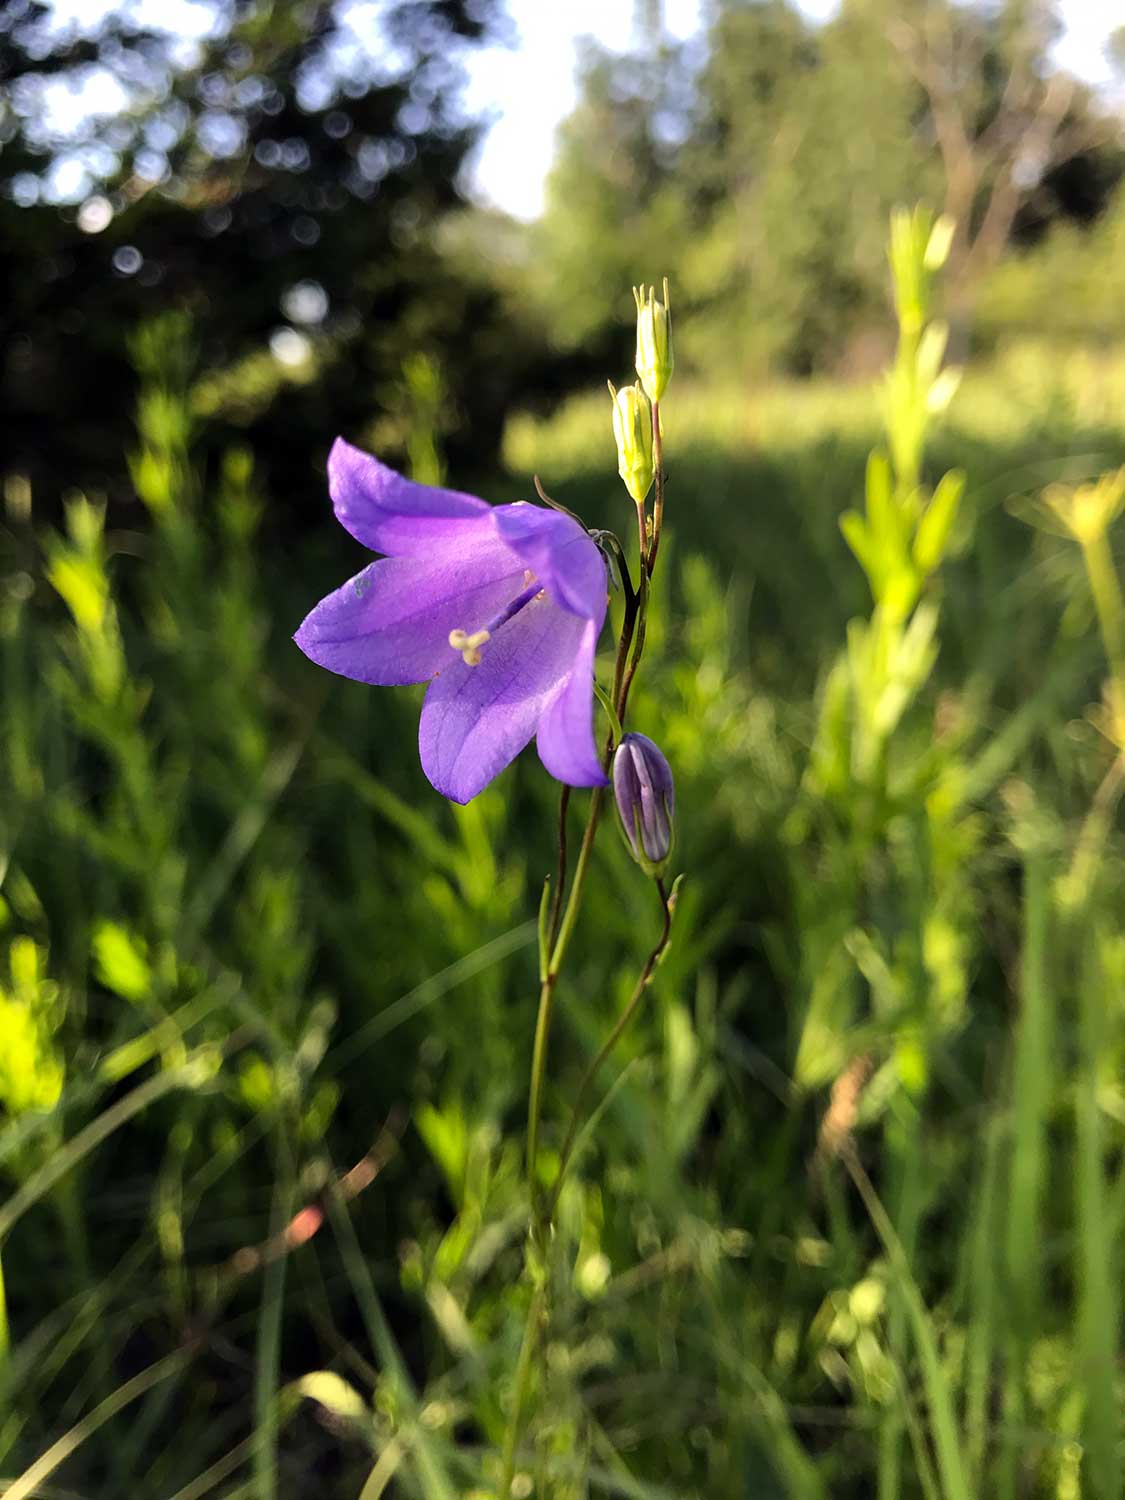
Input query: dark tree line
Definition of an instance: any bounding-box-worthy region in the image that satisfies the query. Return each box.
[1,0,535,519]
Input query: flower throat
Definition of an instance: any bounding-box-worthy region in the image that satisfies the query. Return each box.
[448,573,543,667]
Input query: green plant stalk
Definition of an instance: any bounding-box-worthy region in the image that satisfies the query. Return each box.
[1074,927,1121,1500]
[892,1355,943,1500]
[0,1251,7,1367]
[2,1348,191,1500]
[1007,855,1050,1324]
[995,1333,1023,1500]
[877,1117,924,1500]
[844,1147,971,1500]
[325,1186,456,1500]
[508,728,611,1500]
[254,1128,295,1500]
[525,520,654,1209]
[618,569,649,724]
[546,786,572,955]
[1063,756,1125,911]
[495,1284,545,1500]
[508,476,659,1496]
[592,678,624,746]
[525,785,606,1224]
[1081,530,1125,685]
[964,1121,1002,1489]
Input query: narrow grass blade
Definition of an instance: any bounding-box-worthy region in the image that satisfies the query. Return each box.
[844,1150,971,1500]
[1075,930,1121,1500]
[1,1348,189,1500]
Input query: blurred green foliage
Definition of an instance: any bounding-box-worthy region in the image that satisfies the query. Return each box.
[4,0,1125,1493]
[1,222,1125,1493]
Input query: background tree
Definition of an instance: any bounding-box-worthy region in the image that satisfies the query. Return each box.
[528,20,697,367]
[888,0,1124,331]
[530,0,1124,380]
[0,0,518,516]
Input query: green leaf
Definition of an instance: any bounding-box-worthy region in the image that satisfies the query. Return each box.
[91,922,152,1004]
[840,510,875,579]
[913,469,965,574]
[864,449,894,543]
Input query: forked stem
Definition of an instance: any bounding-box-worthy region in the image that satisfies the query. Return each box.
[549,878,673,1218]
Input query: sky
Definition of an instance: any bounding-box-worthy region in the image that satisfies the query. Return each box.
[465,0,1125,220]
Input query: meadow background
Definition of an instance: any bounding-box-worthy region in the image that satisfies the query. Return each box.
[3,1,1125,1496]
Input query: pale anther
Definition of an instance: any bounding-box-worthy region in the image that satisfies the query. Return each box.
[448,626,491,667]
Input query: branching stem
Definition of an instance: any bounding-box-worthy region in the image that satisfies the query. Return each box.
[549,878,672,1217]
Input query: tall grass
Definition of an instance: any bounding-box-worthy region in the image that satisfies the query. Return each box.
[1,265,1124,1495]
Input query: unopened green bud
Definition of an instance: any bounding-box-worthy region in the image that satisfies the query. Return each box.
[633,280,673,404]
[608,380,654,505]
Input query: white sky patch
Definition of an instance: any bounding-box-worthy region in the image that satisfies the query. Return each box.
[462,0,705,221]
[41,0,216,35]
[24,0,212,155]
[1053,0,1124,86]
[37,67,131,140]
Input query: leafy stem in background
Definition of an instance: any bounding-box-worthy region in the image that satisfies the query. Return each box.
[1081,524,1125,685]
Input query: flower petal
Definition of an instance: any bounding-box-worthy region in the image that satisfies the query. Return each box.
[494,504,608,619]
[536,616,608,789]
[328,438,491,558]
[419,595,589,803]
[294,545,525,686]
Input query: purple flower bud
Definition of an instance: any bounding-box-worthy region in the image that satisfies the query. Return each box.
[613,732,675,877]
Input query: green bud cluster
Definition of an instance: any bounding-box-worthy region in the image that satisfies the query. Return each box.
[610,280,673,512]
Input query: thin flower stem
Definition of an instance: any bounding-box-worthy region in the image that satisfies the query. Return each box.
[526,535,646,1223]
[1062,754,1125,910]
[514,784,604,1498]
[526,786,606,1224]
[618,570,649,723]
[611,593,639,722]
[525,973,559,1221]
[548,788,605,981]
[598,529,637,610]
[546,786,570,954]
[648,399,664,577]
[511,480,656,1493]
[593,679,623,747]
[548,878,672,1219]
[635,497,647,571]
[0,1250,8,1365]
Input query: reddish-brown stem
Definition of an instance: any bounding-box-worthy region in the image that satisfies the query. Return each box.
[546,786,571,952]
